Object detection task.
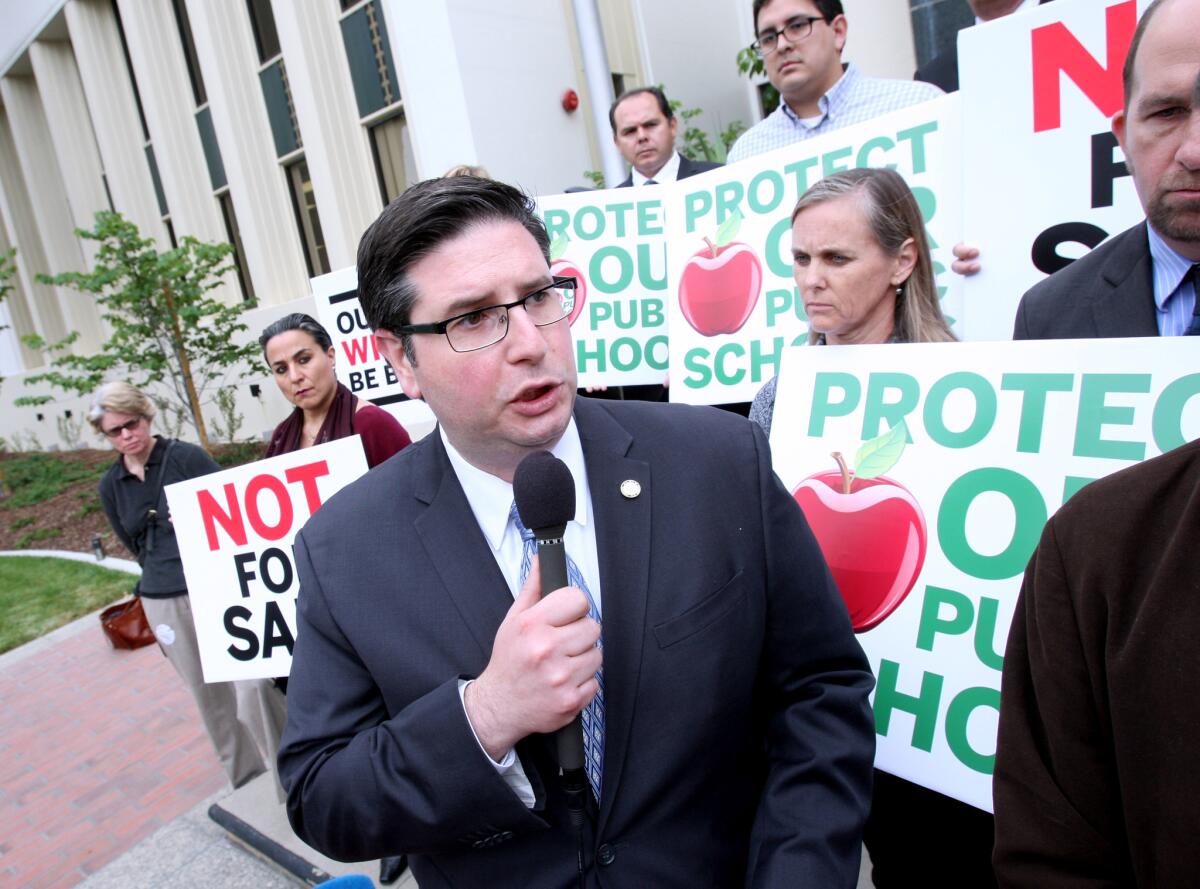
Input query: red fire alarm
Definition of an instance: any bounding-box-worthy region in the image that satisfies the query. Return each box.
[562,89,580,113]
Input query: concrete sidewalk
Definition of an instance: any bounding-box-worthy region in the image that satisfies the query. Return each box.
[0,552,869,888]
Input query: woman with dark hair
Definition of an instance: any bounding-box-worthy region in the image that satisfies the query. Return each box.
[260,313,411,467]
[261,313,412,883]
[749,166,956,436]
[749,168,992,889]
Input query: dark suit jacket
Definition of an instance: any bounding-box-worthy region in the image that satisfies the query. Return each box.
[615,152,722,188]
[278,397,874,888]
[1012,222,1159,340]
[994,437,1200,887]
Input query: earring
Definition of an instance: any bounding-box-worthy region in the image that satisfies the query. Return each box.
[895,284,903,297]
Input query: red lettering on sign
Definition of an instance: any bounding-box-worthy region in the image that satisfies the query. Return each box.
[244,474,293,541]
[341,334,380,366]
[285,460,331,515]
[1031,0,1137,133]
[198,483,248,551]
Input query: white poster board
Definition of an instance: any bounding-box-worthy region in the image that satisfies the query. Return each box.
[664,95,963,405]
[535,189,670,390]
[769,337,1200,810]
[165,437,369,682]
[959,0,1149,341]
[310,266,436,430]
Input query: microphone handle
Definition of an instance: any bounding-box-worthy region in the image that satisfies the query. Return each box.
[535,531,585,775]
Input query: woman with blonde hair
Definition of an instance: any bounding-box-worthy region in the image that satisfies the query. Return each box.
[92,382,284,789]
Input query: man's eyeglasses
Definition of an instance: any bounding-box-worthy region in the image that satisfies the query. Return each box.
[751,14,825,55]
[392,277,577,353]
[102,417,143,438]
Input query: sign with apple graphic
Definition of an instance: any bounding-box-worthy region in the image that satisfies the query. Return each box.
[769,336,1200,815]
[678,209,763,337]
[792,419,927,632]
[548,233,587,326]
[536,190,671,390]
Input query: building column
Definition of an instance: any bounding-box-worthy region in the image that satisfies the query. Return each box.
[271,0,382,270]
[381,0,478,181]
[113,0,227,249]
[64,0,169,246]
[28,40,109,269]
[0,196,44,372]
[183,0,309,306]
[0,75,101,352]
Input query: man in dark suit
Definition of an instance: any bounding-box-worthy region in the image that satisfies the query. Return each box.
[610,87,722,188]
[277,175,875,888]
[1013,0,1199,340]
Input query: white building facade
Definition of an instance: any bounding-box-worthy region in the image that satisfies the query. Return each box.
[0,0,920,447]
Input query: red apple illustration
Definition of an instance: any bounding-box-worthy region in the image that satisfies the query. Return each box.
[678,209,763,336]
[549,233,587,326]
[790,420,927,632]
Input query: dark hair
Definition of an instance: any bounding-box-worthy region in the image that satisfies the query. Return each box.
[259,313,333,359]
[608,86,674,134]
[1122,0,1169,109]
[791,168,955,345]
[356,176,551,362]
[752,0,843,33]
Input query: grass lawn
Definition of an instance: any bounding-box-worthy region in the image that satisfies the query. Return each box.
[0,556,134,654]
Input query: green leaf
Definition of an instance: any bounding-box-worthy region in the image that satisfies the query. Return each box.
[549,232,569,262]
[853,418,909,480]
[715,209,742,247]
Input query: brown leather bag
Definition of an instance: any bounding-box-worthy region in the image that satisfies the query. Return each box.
[99,596,156,650]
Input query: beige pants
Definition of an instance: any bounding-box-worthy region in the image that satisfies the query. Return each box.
[141,593,287,791]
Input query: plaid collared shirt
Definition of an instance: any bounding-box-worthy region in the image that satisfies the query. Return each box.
[728,63,944,163]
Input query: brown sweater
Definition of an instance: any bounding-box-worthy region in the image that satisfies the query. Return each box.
[994,437,1200,887]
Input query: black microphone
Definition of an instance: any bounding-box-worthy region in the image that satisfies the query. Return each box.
[512,451,587,781]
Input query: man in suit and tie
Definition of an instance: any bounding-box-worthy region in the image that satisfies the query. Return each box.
[277,175,875,888]
[1013,0,1200,340]
[610,87,722,187]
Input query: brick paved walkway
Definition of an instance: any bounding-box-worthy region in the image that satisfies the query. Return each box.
[0,612,227,888]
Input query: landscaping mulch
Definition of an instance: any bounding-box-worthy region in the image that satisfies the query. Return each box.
[0,442,265,556]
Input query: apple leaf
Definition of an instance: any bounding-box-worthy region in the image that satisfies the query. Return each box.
[714,209,743,247]
[549,233,569,262]
[852,419,908,480]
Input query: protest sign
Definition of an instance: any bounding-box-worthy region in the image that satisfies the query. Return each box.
[769,337,1200,810]
[310,266,436,429]
[959,0,1150,340]
[536,190,670,389]
[165,437,369,682]
[663,95,963,406]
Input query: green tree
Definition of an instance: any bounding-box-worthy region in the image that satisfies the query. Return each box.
[0,247,15,389]
[736,47,781,116]
[17,211,259,450]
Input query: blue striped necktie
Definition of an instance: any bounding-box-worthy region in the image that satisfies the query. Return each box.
[510,502,605,801]
[1186,265,1200,336]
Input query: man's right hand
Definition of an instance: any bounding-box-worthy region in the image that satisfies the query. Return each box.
[464,557,602,762]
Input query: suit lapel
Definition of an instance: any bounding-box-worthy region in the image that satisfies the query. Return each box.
[1095,224,1160,337]
[411,431,514,661]
[575,400,651,832]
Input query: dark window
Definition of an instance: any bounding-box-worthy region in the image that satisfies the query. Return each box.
[146,145,168,217]
[369,113,410,205]
[196,107,227,190]
[340,1,399,118]
[246,0,282,64]
[285,157,330,277]
[217,190,255,303]
[164,217,178,249]
[171,0,207,107]
[260,60,301,157]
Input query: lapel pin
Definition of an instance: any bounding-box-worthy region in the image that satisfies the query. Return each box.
[620,479,641,499]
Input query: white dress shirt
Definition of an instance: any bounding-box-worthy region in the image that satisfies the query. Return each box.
[443,419,601,806]
[631,150,682,186]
